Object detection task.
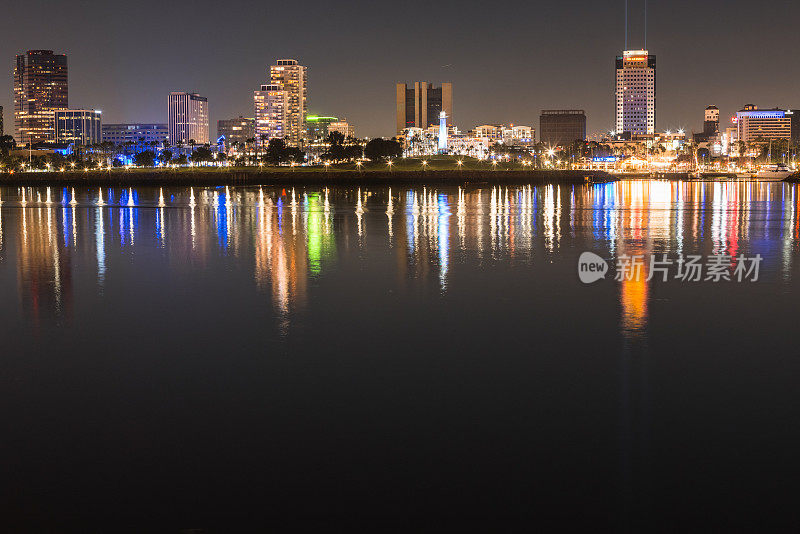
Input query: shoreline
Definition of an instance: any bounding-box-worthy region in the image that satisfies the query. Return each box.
[0,169,613,187]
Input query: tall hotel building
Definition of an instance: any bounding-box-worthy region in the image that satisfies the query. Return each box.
[396,82,452,135]
[14,50,68,144]
[269,59,307,145]
[168,92,209,145]
[254,84,288,145]
[615,50,656,136]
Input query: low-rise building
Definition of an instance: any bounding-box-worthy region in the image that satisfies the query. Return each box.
[736,105,799,144]
[217,116,254,148]
[54,109,102,145]
[103,123,168,147]
[540,110,586,146]
[306,115,339,141]
[328,120,355,139]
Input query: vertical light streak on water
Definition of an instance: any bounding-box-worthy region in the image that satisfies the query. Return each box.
[386,187,394,244]
[225,187,233,251]
[437,193,450,292]
[488,187,496,253]
[543,185,554,253]
[276,196,284,236]
[781,184,793,281]
[405,190,416,256]
[291,188,298,237]
[356,188,364,240]
[457,186,465,250]
[96,207,106,288]
[676,181,684,255]
[71,204,78,249]
[555,185,562,250]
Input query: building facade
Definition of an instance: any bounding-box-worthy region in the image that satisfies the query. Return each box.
[328,120,355,139]
[704,105,720,134]
[268,59,307,146]
[254,84,287,145]
[396,82,453,135]
[168,92,209,146]
[736,105,799,144]
[615,50,656,136]
[103,124,168,147]
[540,110,587,146]
[14,50,68,144]
[306,116,339,141]
[54,109,102,145]
[217,116,255,147]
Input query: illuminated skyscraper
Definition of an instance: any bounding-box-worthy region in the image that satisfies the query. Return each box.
[615,50,655,136]
[396,82,452,135]
[254,84,288,146]
[268,59,307,146]
[168,92,209,146]
[14,50,68,144]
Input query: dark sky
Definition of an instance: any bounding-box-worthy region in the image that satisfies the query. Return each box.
[2,0,799,138]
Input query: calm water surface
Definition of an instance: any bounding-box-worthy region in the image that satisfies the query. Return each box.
[1,181,799,528]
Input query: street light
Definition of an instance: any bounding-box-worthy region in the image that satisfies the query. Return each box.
[387,160,394,172]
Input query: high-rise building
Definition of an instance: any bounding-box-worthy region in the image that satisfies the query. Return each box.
[615,50,656,136]
[168,92,209,146]
[306,115,339,141]
[103,124,168,147]
[736,105,799,144]
[254,84,287,145]
[54,109,102,145]
[268,59,307,145]
[396,82,453,135]
[217,116,255,147]
[14,50,68,144]
[540,110,587,146]
[0,105,4,136]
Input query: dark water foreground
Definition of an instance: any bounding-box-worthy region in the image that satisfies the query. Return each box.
[1,180,799,529]
[2,168,611,186]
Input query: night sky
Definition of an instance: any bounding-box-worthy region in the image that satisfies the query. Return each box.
[2,0,798,138]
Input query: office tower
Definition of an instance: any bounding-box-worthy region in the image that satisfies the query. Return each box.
[704,105,720,135]
[268,59,307,145]
[736,105,799,144]
[254,84,287,145]
[217,116,255,147]
[102,124,169,146]
[168,92,209,146]
[54,109,102,145]
[540,110,587,146]
[396,82,453,135]
[14,50,68,144]
[306,115,339,141]
[0,105,3,136]
[615,50,656,136]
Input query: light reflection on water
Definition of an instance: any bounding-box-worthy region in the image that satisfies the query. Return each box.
[0,180,797,339]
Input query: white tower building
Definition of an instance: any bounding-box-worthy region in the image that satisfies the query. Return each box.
[615,50,656,136]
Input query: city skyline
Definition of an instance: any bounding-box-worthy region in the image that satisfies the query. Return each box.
[2,0,799,139]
